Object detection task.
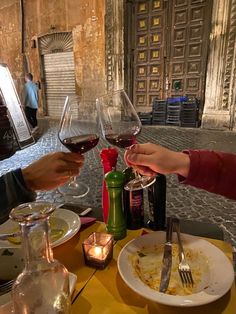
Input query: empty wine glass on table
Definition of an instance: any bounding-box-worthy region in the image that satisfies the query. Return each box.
[96,89,155,191]
[58,95,99,198]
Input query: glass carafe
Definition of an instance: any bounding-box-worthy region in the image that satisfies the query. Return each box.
[9,201,71,314]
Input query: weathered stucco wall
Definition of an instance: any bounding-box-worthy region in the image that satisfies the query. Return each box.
[72,3,106,99]
[0,0,106,113]
[0,0,22,92]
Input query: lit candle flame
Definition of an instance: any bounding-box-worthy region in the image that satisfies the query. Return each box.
[88,246,104,260]
[94,246,102,257]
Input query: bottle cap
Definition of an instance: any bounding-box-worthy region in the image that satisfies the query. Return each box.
[123,167,135,182]
[100,147,118,167]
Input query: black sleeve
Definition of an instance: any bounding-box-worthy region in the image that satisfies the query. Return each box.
[0,168,36,223]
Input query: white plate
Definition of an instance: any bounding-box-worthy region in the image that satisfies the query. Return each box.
[117,231,234,307]
[0,208,81,248]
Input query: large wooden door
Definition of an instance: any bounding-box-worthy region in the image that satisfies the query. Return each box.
[125,0,213,111]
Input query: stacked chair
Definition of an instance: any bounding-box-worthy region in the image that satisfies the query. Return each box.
[180,98,199,127]
[152,99,167,125]
[138,112,152,125]
[150,96,199,128]
[165,97,184,126]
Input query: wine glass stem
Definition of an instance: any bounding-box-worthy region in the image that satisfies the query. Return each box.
[133,169,142,180]
[68,176,78,188]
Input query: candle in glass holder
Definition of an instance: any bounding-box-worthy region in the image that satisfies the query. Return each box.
[82,232,113,269]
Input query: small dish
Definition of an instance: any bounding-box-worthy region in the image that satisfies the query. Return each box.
[0,208,81,248]
[0,247,24,312]
[0,247,24,282]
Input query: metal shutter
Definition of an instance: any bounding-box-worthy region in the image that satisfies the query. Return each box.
[44,51,76,117]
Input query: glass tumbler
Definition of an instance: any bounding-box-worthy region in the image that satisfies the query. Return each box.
[9,201,71,314]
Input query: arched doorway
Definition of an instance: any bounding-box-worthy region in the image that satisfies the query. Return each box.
[38,32,76,117]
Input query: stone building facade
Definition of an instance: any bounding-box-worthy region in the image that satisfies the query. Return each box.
[0,0,106,116]
[0,0,235,129]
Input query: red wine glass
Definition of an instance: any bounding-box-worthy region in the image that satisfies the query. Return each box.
[58,95,99,198]
[96,89,155,191]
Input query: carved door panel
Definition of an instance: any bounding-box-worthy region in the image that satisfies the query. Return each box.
[126,0,213,111]
[168,0,212,101]
[130,0,166,109]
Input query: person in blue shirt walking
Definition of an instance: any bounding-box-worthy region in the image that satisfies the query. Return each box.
[23,73,39,131]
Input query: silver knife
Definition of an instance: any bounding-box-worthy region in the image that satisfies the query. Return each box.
[159,217,173,293]
[0,232,21,241]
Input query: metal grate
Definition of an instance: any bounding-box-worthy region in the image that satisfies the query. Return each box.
[43,52,76,117]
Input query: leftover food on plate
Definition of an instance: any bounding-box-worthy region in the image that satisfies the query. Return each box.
[131,243,209,295]
[6,217,68,245]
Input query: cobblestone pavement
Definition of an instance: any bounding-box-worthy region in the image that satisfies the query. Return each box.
[1,118,236,250]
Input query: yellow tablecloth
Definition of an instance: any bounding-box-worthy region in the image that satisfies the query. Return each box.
[54,222,236,313]
[53,222,106,300]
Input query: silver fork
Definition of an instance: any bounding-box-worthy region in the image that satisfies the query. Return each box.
[0,279,14,296]
[173,218,194,287]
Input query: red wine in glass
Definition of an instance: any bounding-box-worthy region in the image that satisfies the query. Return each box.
[105,133,136,148]
[97,89,156,191]
[61,134,99,154]
[58,95,99,198]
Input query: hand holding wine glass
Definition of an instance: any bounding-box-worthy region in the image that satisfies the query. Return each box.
[96,89,155,190]
[58,95,99,197]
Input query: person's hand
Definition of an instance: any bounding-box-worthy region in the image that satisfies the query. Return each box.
[124,143,190,178]
[22,152,84,191]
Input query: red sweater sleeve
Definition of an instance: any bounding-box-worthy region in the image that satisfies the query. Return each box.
[179,150,236,200]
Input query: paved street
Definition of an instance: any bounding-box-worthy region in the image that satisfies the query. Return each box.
[1,118,236,250]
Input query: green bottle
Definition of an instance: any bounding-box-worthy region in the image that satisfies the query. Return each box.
[105,170,127,240]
